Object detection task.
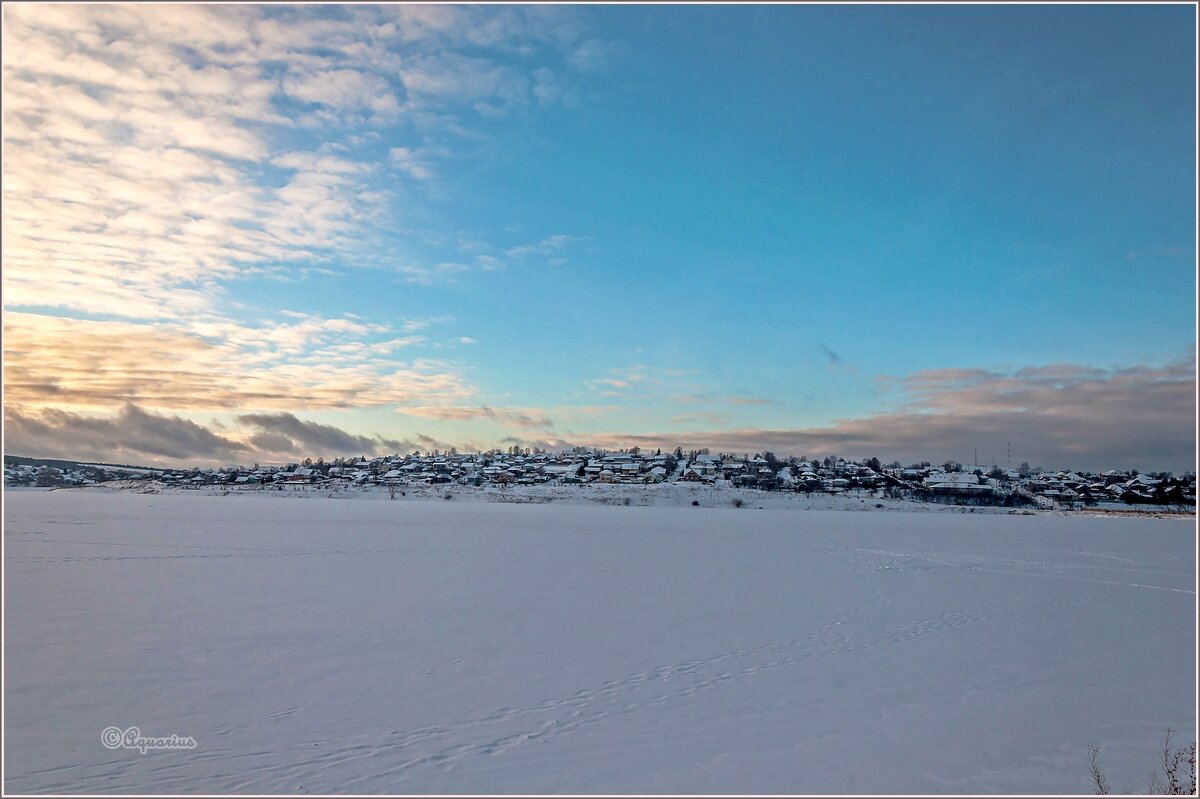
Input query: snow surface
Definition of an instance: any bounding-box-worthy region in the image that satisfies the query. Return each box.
[3,488,1195,794]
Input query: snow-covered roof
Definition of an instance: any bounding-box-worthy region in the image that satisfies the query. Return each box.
[924,472,981,487]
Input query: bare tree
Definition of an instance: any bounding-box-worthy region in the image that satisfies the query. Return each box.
[1089,730,1196,795]
[1088,745,1110,795]
[1149,729,1196,795]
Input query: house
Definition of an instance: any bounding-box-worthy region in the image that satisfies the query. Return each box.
[924,472,995,499]
[1125,475,1161,490]
[1120,489,1154,505]
[795,471,822,492]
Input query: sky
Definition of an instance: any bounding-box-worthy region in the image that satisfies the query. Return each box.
[2,3,1197,473]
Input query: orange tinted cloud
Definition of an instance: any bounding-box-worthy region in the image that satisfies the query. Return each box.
[3,312,474,413]
[580,355,1197,472]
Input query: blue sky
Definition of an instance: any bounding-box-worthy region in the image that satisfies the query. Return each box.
[3,4,1196,471]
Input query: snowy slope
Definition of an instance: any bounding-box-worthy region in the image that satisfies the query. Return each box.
[3,489,1195,794]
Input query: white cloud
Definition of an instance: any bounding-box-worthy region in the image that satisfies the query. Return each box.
[505,234,578,259]
[3,6,606,324]
[388,147,434,181]
[282,68,400,116]
[567,38,615,72]
[400,52,529,106]
[398,405,555,430]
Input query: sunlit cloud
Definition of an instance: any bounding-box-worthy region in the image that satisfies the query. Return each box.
[585,365,651,395]
[3,312,475,413]
[388,147,434,182]
[6,349,1191,471]
[583,365,705,400]
[2,4,599,321]
[577,354,1197,472]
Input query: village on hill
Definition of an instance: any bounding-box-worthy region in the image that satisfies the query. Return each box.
[6,448,1196,511]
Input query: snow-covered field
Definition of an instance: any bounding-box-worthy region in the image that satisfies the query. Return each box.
[4,488,1195,794]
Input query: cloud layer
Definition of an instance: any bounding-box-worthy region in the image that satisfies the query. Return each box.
[2,4,602,318]
[4,403,248,464]
[5,354,1192,472]
[582,356,1198,473]
[238,412,408,458]
[3,404,434,466]
[4,312,473,412]
[2,4,600,450]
